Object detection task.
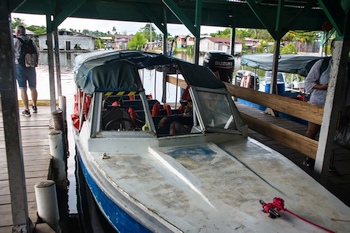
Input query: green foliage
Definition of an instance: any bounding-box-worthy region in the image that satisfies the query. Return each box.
[235,28,273,42]
[210,28,231,38]
[27,25,46,35]
[94,39,103,49]
[127,32,147,50]
[256,40,269,53]
[281,43,297,54]
[186,45,194,55]
[282,30,319,44]
[139,23,157,42]
[12,17,26,29]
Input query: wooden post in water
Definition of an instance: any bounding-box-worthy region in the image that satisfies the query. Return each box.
[52,109,68,165]
[35,181,61,233]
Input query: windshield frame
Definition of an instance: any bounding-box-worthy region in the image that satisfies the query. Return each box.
[189,86,242,134]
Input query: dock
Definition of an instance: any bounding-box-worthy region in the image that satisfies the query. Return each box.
[0,106,52,233]
[0,102,350,232]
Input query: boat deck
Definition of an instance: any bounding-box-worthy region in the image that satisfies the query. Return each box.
[235,102,350,207]
[0,103,349,231]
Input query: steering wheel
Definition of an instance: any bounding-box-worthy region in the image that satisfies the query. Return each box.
[104,117,133,131]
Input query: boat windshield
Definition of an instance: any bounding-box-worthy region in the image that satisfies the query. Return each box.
[195,89,237,131]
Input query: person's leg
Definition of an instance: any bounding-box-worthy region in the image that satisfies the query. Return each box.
[20,88,29,110]
[27,68,38,112]
[306,122,320,140]
[304,122,321,168]
[30,88,38,106]
[16,65,30,116]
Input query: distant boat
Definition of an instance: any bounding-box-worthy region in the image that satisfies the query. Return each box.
[72,50,350,232]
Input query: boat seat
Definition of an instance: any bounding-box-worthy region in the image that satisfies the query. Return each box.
[102,107,133,131]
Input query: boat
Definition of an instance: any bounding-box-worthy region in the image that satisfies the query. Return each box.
[72,50,350,232]
[241,53,331,93]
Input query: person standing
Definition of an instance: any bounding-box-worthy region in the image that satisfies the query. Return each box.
[303,40,338,169]
[13,25,39,117]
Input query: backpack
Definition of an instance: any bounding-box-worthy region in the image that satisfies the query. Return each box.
[17,38,38,67]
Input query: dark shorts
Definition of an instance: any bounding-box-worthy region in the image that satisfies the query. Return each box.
[16,65,36,89]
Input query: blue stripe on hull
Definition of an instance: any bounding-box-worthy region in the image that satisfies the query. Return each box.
[78,154,152,233]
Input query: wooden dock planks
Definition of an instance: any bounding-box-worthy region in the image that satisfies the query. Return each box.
[0,106,51,232]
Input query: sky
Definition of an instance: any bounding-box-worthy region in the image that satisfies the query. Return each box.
[12,13,224,36]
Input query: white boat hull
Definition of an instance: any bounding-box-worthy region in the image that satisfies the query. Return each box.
[76,132,350,233]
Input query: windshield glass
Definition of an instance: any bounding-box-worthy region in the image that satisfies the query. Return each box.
[196,91,236,130]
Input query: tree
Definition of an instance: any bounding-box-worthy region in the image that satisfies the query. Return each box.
[95,38,103,49]
[281,43,297,54]
[139,23,157,42]
[127,32,147,50]
[82,29,90,35]
[256,40,269,53]
[12,17,26,29]
[27,25,46,35]
[210,28,231,38]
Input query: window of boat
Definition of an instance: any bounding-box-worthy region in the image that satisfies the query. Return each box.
[193,88,237,132]
[101,93,147,131]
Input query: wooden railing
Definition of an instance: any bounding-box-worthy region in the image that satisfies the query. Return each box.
[167,75,321,159]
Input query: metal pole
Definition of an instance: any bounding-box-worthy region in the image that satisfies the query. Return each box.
[47,32,57,112]
[194,0,202,65]
[54,30,62,97]
[0,9,32,233]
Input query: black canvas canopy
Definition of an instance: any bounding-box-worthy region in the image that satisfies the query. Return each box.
[241,54,330,76]
[74,50,226,94]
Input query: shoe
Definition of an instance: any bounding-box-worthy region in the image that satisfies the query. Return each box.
[32,106,37,113]
[328,165,337,172]
[303,158,315,169]
[22,110,31,117]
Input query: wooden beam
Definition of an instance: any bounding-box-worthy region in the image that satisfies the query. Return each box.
[167,75,323,124]
[240,112,318,159]
[224,83,324,125]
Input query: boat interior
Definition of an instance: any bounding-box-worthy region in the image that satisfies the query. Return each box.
[101,93,193,135]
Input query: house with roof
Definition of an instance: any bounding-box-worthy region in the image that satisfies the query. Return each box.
[100,36,114,49]
[175,35,195,48]
[114,35,134,50]
[38,30,95,51]
[199,37,242,55]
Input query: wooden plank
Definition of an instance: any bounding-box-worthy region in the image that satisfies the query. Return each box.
[240,112,318,159]
[0,106,52,229]
[166,75,324,124]
[225,83,324,124]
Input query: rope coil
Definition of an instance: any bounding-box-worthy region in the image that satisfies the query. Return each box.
[260,197,335,233]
